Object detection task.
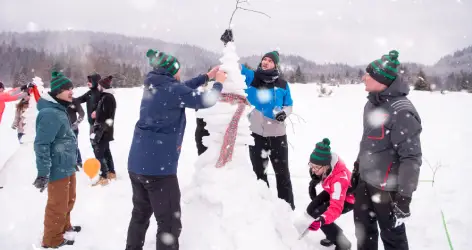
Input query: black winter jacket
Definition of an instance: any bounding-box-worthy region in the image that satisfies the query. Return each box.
[93,89,116,142]
[357,78,422,197]
[75,88,101,125]
[67,99,85,131]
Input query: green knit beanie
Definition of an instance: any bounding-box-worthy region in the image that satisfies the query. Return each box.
[309,138,332,166]
[366,50,400,86]
[49,71,73,96]
[146,49,181,76]
[262,51,280,65]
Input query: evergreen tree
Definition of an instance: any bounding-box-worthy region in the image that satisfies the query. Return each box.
[320,74,326,83]
[414,69,431,91]
[358,69,364,79]
[294,65,305,83]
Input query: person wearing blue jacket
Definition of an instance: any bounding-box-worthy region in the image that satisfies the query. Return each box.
[126,49,226,250]
[33,71,80,248]
[222,30,295,210]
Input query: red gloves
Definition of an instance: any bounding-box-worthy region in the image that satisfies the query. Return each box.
[308,217,325,231]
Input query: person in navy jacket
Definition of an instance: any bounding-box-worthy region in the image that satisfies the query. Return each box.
[126,49,226,250]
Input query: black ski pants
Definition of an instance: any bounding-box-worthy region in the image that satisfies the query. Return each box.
[195,118,209,156]
[126,172,182,250]
[249,133,295,210]
[93,140,115,178]
[307,190,352,249]
[354,180,409,250]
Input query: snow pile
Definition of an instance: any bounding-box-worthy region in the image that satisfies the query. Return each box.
[317,83,333,97]
[180,42,310,250]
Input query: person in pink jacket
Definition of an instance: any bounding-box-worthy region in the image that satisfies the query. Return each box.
[0,82,28,124]
[304,138,355,250]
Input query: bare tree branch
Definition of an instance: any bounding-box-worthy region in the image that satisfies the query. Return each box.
[228,0,270,29]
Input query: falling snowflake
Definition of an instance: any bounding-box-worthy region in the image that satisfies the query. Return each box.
[160,232,175,246]
[367,108,388,128]
[371,193,382,204]
[106,119,114,127]
[256,89,272,104]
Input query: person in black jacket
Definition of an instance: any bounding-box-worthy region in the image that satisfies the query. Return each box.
[91,75,116,186]
[353,50,422,250]
[67,99,85,169]
[74,73,101,135]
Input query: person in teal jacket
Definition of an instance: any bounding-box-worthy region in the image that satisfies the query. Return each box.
[33,71,80,248]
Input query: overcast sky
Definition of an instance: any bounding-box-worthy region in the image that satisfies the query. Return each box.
[0,0,471,65]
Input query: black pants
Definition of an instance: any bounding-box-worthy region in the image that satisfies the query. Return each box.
[126,172,182,250]
[93,140,115,178]
[195,118,209,156]
[73,130,82,165]
[306,190,352,249]
[354,180,409,250]
[249,133,294,210]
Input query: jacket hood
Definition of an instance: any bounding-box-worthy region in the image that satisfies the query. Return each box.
[368,77,410,105]
[145,68,177,87]
[37,92,66,111]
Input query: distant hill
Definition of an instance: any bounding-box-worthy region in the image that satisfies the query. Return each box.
[0,30,470,90]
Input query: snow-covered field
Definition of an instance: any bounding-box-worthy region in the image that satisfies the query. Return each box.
[0,84,470,250]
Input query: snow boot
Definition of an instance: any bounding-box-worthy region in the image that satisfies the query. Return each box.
[320,238,334,247]
[67,226,81,233]
[42,239,74,248]
[92,177,109,186]
[107,172,116,180]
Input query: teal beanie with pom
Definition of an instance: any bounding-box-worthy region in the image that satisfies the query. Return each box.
[146,49,181,76]
[309,138,332,166]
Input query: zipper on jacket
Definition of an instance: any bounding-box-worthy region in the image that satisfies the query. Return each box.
[381,162,393,190]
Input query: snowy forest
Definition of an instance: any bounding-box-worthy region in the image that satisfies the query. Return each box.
[0,30,471,92]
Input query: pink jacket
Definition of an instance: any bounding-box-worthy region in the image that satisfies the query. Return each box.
[0,88,24,124]
[320,154,356,225]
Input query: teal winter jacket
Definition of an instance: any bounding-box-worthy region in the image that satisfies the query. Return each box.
[34,93,77,182]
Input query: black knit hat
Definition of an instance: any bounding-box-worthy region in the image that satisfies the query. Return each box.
[262,51,280,65]
[98,75,113,89]
[146,49,181,76]
[0,81,4,89]
[49,71,73,96]
[366,50,400,86]
[87,73,101,88]
[309,138,332,166]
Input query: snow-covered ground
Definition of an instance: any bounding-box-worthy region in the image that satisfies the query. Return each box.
[0,84,470,250]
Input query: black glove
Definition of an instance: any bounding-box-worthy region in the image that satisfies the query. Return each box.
[308,168,322,200]
[33,176,49,192]
[220,29,234,45]
[275,111,287,122]
[27,82,35,89]
[347,161,360,194]
[20,84,28,91]
[391,193,411,228]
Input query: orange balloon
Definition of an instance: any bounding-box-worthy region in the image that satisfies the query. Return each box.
[83,158,101,179]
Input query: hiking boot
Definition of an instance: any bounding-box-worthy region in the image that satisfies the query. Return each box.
[107,172,116,180]
[66,226,82,233]
[320,238,334,247]
[92,177,109,186]
[42,239,74,248]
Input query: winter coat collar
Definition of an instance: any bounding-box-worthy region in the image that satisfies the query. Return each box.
[37,92,68,112]
[102,89,115,95]
[367,77,410,106]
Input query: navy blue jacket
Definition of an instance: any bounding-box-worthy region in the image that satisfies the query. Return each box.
[128,68,222,176]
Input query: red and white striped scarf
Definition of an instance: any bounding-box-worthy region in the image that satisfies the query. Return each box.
[215,93,250,168]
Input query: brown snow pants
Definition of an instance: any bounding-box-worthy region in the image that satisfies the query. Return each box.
[42,174,76,247]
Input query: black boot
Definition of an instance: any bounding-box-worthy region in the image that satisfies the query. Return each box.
[320,238,334,247]
[43,239,74,248]
[67,226,82,233]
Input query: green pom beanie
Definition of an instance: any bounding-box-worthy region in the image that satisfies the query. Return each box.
[262,51,280,65]
[49,71,73,96]
[309,138,332,166]
[146,49,181,76]
[366,50,400,86]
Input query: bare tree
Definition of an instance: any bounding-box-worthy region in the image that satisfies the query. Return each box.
[228,0,271,28]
